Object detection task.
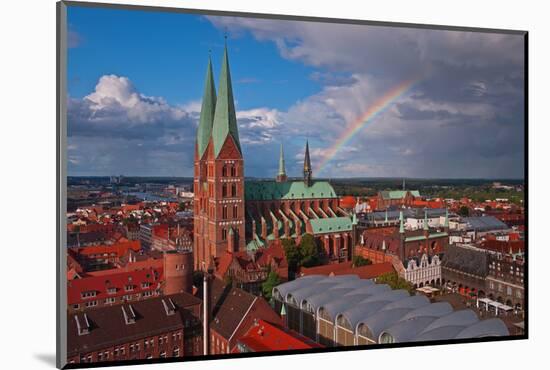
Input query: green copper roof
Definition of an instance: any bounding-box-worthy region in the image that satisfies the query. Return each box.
[196,56,216,159]
[278,143,286,176]
[245,180,337,201]
[212,45,241,158]
[380,190,421,200]
[405,232,448,242]
[399,210,405,233]
[310,216,353,235]
[246,234,265,252]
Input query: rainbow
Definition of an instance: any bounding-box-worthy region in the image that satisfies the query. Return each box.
[315,77,420,174]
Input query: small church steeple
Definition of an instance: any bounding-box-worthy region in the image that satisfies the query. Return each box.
[276,143,287,183]
[303,140,313,187]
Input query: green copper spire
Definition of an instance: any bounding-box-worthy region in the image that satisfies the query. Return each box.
[385,208,388,223]
[278,143,286,176]
[423,208,429,231]
[196,55,216,159]
[212,44,241,158]
[444,208,449,228]
[303,140,312,187]
[399,210,404,233]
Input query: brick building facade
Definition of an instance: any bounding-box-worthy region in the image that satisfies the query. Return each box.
[67,293,203,364]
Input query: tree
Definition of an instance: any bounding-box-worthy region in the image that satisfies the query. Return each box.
[376,271,414,294]
[178,202,186,211]
[352,255,372,267]
[458,205,470,217]
[282,238,300,273]
[192,271,204,288]
[299,234,322,267]
[261,271,281,300]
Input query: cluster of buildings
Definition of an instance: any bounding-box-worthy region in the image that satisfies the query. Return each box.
[65,45,524,365]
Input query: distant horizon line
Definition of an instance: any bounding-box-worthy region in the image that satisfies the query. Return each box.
[67,175,525,181]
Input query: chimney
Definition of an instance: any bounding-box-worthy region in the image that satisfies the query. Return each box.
[202,270,210,356]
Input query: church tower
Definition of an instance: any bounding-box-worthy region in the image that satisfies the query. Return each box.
[276,143,287,182]
[194,54,216,271]
[194,44,246,271]
[303,140,313,187]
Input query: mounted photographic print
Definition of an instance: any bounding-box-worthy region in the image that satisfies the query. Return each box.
[56,1,528,368]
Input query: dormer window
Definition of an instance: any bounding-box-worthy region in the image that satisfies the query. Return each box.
[122,305,136,325]
[74,313,91,336]
[162,298,176,316]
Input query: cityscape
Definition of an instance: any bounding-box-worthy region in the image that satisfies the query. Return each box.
[65,6,525,366]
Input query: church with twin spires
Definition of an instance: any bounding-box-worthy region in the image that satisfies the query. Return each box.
[193,45,357,271]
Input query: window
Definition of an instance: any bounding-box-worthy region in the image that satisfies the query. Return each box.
[125,285,134,292]
[105,297,116,304]
[160,351,166,358]
[222,183,227,197]
[107,287,117,295]
[173,348,180,357]
[222,228,227,241]
[231,165,237,177]
[141,282,151,289]
[231,183,237,197]
[81,291,96,299]
[223,206,228,219]
[73,304,80,310]
[233,205,238,218]
[85,300,97,308]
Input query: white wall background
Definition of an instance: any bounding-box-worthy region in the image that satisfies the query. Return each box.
[0,0,545,369]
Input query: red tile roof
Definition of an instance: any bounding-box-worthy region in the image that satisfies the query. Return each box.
[233,319,322,353]
[67,266,163,305]
[75,240,141,258]
[480,239,525,254]
[300,261,394,280]
[340,196,356,209]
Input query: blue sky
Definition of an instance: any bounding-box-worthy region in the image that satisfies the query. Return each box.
[68,6,319,110]
[67,5,525,179]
